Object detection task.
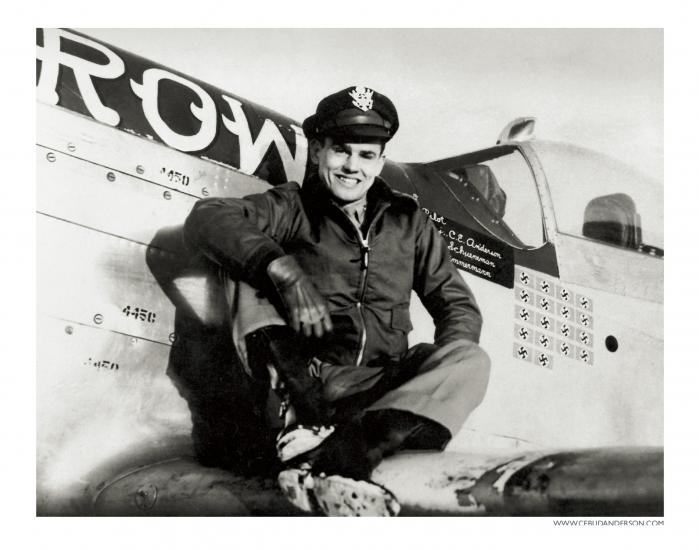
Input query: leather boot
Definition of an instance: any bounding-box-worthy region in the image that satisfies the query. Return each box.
[361,408,452,469]
[305,418,374,481]
[303,409,451,481]
[245,325,333,425]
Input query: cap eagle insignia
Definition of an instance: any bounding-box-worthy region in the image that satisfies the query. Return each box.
[349,86,374,112]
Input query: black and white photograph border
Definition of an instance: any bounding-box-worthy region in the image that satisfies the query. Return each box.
[4,0,696,548]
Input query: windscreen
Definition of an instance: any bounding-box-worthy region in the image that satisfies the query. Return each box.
[532,141,663,256]
[433,146,545,250]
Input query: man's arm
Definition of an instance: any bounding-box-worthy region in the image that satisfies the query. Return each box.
[413,213,483,345]
[183,184,298,287]
[184,184,332,336]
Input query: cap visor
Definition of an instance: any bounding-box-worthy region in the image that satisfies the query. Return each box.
[327,125,391,142]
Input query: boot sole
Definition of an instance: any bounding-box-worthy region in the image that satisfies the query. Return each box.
[278,469,400,517]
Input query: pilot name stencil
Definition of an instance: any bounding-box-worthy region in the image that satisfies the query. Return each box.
[420,205,514,288]
[513,266,594,368]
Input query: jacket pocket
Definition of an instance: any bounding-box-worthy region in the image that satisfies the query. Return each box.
[391,306,413,333]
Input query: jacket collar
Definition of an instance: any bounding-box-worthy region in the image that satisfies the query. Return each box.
[301,173,396,233]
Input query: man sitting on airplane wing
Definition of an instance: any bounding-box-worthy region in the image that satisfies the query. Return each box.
[184,86,490,516]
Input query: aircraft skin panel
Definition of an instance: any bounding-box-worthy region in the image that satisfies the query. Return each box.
[37,215,177,345]
[443,264,662,451]
[37,145,197,249]
[37,103,274,202]
[555,234,663,303]
[37,316,192,514]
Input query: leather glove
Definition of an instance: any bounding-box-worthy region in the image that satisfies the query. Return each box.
[266,255,333,337]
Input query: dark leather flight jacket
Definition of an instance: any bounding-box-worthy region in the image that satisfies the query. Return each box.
[184,175,482,367]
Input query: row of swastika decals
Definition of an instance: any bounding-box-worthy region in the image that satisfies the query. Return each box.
[513,266,594,368]
[513,325,594,368]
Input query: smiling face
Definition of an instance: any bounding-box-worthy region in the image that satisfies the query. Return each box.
[310,137,386,204]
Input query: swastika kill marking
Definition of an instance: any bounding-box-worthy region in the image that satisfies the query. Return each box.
[577,347,593,365]
[513,343,533,363]
[576,294,593,311]
[517,306,533,323]
[559,340,571,356]
[519,289,530,303]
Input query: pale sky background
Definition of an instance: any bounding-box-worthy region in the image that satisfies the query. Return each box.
[79,28,663,181]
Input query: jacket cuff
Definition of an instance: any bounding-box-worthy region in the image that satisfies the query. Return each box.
[246,246,286,289]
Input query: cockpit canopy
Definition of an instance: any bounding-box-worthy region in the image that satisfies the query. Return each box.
[430,141,663,256]
[535,141,663,255]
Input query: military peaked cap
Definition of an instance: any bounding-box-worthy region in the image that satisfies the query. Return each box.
[302,86,399,142]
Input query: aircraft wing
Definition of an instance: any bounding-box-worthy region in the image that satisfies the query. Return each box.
[80,442,662,516]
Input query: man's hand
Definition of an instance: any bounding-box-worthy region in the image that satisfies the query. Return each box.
[267,255,333,337]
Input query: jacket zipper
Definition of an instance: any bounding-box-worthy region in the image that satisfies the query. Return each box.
[354,233,371,367]
[335,202,388,367]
